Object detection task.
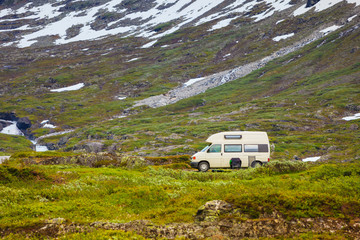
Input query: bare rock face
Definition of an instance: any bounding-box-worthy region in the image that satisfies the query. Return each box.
[84,141,105,153]
[306,0,320,7]
[16,117,31,130]
[0,112,18,121]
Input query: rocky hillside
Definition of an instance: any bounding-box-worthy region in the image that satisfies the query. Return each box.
[0,0,359,158]
[1,0,356,48]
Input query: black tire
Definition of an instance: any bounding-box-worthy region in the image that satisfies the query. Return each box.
[251,161,262,168]
[198,162,210,172]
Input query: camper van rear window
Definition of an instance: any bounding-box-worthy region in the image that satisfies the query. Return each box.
[244,144,269,152]
[224,135,242,139]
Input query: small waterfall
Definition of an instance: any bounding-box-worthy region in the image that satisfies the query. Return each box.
[1,119,48,152]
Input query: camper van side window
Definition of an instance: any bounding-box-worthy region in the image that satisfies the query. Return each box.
[224,144,242,152]
[208,144,221,153]
[244,144,259,152]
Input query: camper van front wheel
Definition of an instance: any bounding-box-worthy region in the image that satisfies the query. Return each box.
[198,162,209,172]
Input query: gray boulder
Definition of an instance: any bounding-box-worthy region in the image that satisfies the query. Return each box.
[84,142,104,153]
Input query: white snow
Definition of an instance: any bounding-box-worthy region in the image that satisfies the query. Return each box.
[208,18,236,31]
[272,33,295,41]
[276,19,285,24]
[302,156,321,162]
[1,0,358,48]
[43,123,56,129]
[0,0,301,48]
[253,0,293,22]
[294,0,360,16]
[50,83,84,92]
[183,77,205,87]
[126,58,140,62]
[118,96,127,100]
[41,120,49,125]
[0,121,23,136]
[342,113,360,121]
[35,145,49,152]
[320,25,343,35]
[348,15,357,22]
[140,40,158,48]
[223,53,231,58]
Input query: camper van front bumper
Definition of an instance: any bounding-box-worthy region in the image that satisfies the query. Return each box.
[190,162,199,169]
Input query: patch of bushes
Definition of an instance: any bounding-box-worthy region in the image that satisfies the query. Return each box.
[0,165,47,183]
[145,155,190,165]
[260,160,308,175]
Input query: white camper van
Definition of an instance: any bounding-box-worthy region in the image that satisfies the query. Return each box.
[190,131,270,172]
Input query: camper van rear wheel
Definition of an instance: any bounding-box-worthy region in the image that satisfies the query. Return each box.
[198,162,209,172]
[251,161,262,168]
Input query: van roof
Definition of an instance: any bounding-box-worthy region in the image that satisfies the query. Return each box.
[206,131,268,143]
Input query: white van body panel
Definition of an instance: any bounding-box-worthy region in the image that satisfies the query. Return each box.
[191,131,270,171]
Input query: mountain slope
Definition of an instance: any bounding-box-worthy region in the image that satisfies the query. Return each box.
[2,0,357,48]
[0,0,359,158]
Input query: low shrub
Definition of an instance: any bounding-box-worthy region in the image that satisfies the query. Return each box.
[259,160,308,175]
[0,165,47,183]
[145,155,191,165]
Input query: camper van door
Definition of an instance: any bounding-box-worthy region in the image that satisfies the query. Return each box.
[206,144,222,168]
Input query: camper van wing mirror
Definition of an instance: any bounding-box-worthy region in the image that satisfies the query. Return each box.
[224,135,242,139]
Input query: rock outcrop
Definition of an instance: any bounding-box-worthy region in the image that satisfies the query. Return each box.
[16,117,31,130]
[0,112,18,121]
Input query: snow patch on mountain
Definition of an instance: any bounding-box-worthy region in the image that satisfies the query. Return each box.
[140,40,157,48]
[342,113,360,121]
[273,33,295,41]
[0,0,342,48]
[183,77,205,87]
[348,15,357,22]
[302,156,321,162]
[294,0,360,16]
[50,83,84,92]
[0,121,23,136]
[320,25,343,35]
[208,18,236,31]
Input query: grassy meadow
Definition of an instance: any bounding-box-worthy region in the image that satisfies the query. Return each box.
[1,156,360,239]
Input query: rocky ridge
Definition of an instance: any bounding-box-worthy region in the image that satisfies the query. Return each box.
[7,200,360,239]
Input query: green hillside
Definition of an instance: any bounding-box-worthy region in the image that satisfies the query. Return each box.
[35,23,359,161]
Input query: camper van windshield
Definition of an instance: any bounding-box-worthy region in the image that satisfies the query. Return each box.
[201,145,210,152]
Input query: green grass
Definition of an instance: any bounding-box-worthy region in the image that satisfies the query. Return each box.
[0,134,33,154]
[0,159,359,239]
